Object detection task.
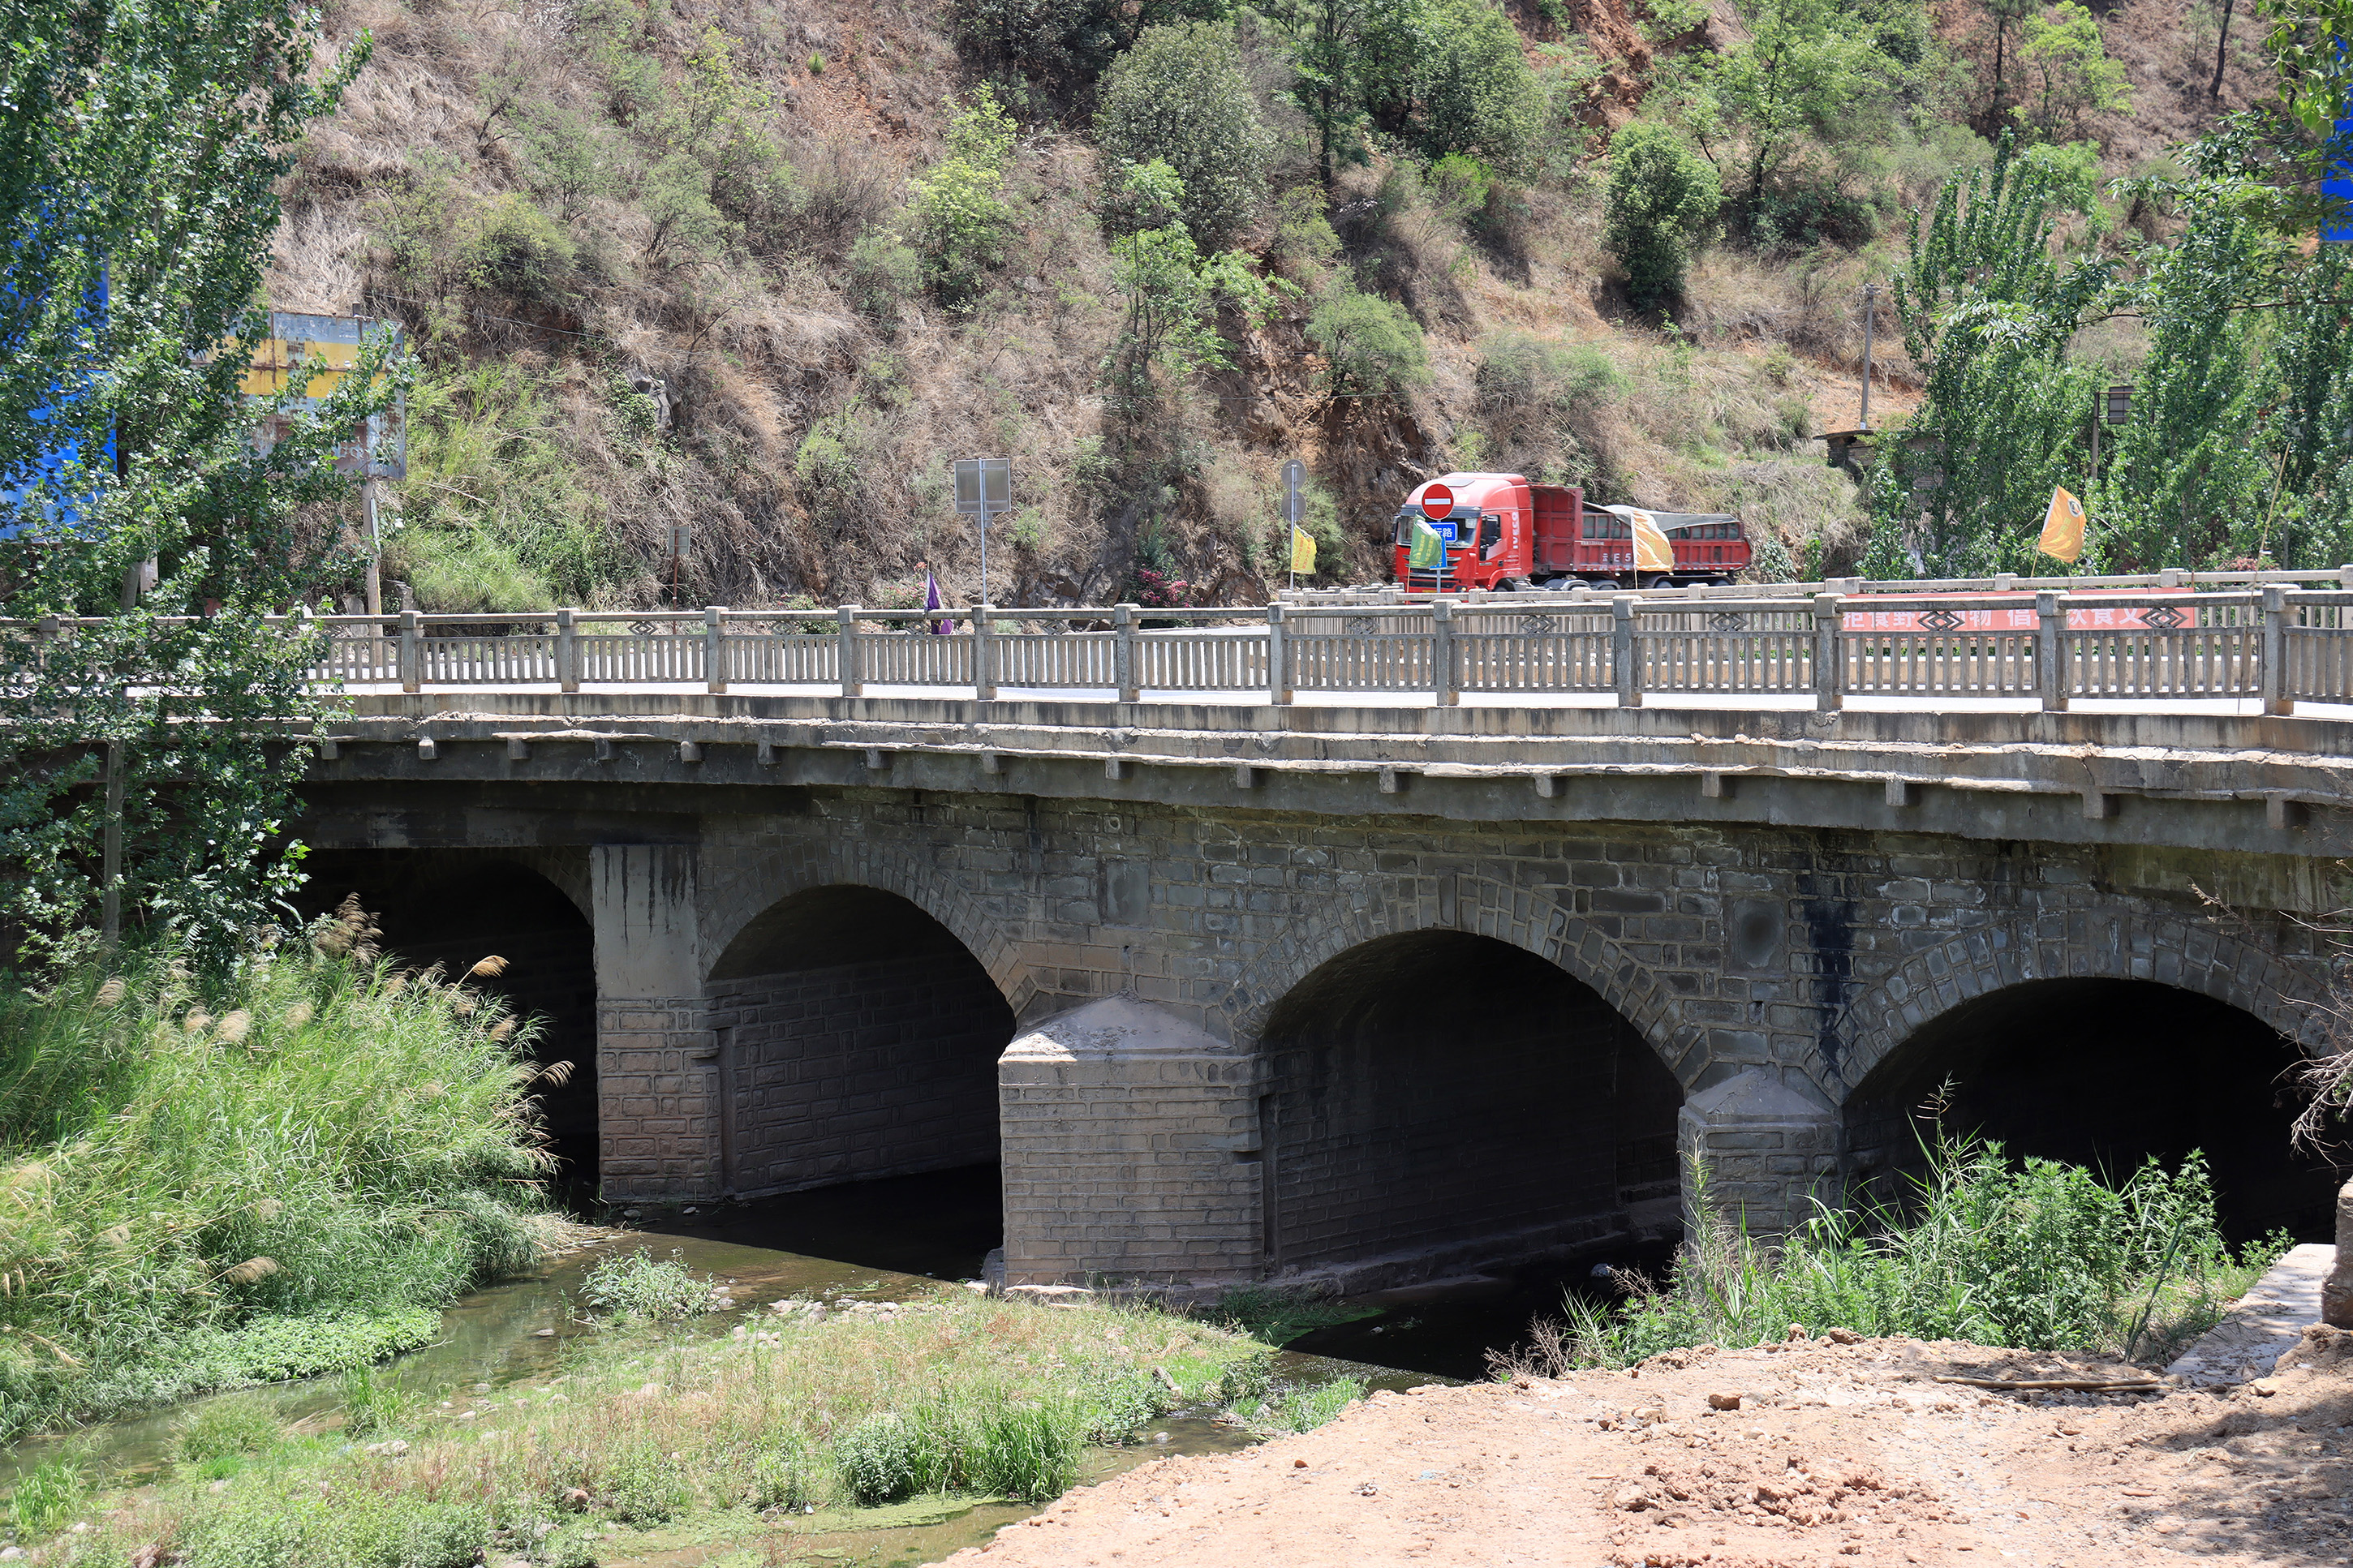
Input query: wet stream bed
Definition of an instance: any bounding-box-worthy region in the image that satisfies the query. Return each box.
[1,1169,1524,1566]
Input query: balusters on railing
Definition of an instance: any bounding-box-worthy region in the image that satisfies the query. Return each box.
[2035,593,2066,713]
[837,605,862,698]
[1612,596,1641,709]
[1813,593,1843,712]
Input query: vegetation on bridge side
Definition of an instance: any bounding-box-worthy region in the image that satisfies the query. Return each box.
[17,1287,1278,1566]
[1512,1133,2287,1377]
[0,904,553,1443]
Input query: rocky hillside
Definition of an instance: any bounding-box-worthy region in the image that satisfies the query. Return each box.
[272,0,2273,611]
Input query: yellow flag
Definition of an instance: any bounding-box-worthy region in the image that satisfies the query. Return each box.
[1630,509,1674,573]
[1289,524,1317,574]
[2038,486,2088,563]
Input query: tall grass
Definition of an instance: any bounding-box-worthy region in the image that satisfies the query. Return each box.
[0,910,552,1439]
[58,1294,1271,1565]
[1543,1137,2286,1373]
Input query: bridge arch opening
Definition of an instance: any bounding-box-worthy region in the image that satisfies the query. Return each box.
[704,885,1014,1202]
[295,853,598,1190]
[1258,930,1683,1282]
[1846,978,2345,1244]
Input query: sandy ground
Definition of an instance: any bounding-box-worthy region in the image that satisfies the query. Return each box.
[941,1326,2353,1568]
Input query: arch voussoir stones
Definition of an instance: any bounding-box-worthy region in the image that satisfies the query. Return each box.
[1834,913,2330,1100]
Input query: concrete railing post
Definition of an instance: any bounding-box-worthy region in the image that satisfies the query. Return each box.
[399,609,423,694]
[2262,584,2293,715]
[1812,591,1843,712]
[2036,591,2067,712]
[837,604,862,698]
[557,608,579,693]
[1114,603,1140,702]
[973,604,997,702]
[1612,595,1643,708]
[1432,597,1457,707]
[1267,601,1291,706]
[704,605,727,695]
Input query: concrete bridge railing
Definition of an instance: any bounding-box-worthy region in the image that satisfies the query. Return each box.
[29,582,2353,715]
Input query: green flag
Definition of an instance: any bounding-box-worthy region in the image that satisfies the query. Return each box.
[1408,515,1444,570]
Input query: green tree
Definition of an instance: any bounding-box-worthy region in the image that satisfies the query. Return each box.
[909,86,1019,305]
[952,0,1235,97]
[2093,183,2275,569]
[2014,2,2131,142]
[1602,122,1724,311]
[1871,135,2106,575]
[1106,161,1288,384]
[1692,0,1906,209]
[1265,0,1387,186]
[1094,20,1271,247]
[0,0,395,973]
[1396,0,1542,174]
[1306,282,1430,397]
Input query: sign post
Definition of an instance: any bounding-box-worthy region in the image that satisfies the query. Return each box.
[953,458,1013,604]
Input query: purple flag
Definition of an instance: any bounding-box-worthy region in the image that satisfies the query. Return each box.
[926,569,949,635]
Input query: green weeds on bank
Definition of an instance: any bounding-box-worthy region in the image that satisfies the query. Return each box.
[1543,1138,2288,1373]
[33,1293,1270,1566]
[578,1249,719,1323]
[0,910,553,1440]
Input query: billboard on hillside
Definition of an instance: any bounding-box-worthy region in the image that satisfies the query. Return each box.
[242,312,406,479]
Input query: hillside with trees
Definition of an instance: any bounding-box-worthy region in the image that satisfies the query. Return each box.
[260,0,2312,610]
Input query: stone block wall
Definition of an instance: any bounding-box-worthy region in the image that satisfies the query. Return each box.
[706,955,1009,1195]
[597,996,720,1195]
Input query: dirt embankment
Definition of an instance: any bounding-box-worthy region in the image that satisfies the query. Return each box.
[944,1326,2353,1567]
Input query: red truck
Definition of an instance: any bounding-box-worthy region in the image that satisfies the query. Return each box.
[1387,471,1751,591]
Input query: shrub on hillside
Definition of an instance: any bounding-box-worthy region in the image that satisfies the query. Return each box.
[910,86,1019,305]
[1306,283,1430,397]
[1603,122,1724,312]
[1094,20,1271,247]
[0,913,551,1438]
[1398,0,1540,175]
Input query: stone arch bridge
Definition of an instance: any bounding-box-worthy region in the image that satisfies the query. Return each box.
[295,684,2353,1292]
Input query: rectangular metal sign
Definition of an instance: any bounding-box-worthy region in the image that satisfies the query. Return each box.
[953,458,1012,516]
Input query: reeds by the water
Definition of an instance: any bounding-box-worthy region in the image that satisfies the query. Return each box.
[0,934,552,1441]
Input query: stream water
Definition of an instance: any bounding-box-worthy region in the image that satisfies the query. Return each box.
[6,1166,1639,1566]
